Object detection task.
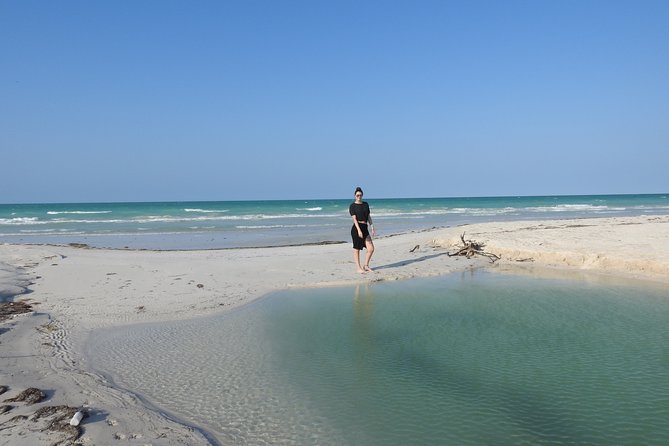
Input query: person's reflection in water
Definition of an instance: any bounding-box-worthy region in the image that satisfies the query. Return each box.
[352,283,376,386]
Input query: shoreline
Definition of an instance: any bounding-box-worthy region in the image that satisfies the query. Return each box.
[4,192,667,252]
[2,215,668,444]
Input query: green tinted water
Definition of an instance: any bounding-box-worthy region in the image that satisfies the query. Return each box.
[88,271,669,445]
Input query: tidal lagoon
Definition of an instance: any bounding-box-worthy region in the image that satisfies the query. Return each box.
[87,271,669,445]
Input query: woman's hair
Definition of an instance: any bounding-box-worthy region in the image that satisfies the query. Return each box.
[355,187,363,195]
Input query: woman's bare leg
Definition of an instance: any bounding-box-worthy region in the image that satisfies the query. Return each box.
[353,249,365,273]
[363,239,375,271]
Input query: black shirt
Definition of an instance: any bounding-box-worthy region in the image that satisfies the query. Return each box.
[349,202,370,222]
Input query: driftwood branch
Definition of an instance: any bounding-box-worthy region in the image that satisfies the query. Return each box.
[447,233,501,263]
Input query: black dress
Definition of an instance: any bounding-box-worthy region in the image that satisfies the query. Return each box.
[349,202,370,250]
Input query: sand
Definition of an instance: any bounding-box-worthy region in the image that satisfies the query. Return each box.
[1,215,668,445]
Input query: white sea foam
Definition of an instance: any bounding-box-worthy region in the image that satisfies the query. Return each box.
[3,214,345,226]
[522,205,626,213]
[19,229,62,233]
[0,217,42,225]
[4,230,87,236]
[47,210,112,215]
[133,213,341,223]
[24,212,346,227]
[296,207,323,211]
[442,205,629,216]
[184,208,230,213]
[236,224,310,229]
[427,208,518,216]
[50,218,129,224]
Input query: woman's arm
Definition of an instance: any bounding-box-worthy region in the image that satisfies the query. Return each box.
[368,213,376,237]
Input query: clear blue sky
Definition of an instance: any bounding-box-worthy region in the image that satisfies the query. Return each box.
[2,0,668,203]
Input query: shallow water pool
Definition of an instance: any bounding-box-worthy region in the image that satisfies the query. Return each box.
[87,271,669,445]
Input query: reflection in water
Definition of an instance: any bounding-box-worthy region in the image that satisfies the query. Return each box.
[352,284,375,386]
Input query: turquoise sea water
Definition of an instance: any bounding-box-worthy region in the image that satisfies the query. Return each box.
[87,271,669,445]
[1,194,668,249]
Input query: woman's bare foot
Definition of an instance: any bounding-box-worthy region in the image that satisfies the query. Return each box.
[356,268,366,274]
[364,265,374,272]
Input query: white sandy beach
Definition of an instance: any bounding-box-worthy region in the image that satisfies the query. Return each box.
[1,215,668,445]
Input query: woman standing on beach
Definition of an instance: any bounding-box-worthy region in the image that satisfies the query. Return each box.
[350,187,376,273]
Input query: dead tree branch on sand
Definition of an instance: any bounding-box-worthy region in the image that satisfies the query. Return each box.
[447,233,501,263]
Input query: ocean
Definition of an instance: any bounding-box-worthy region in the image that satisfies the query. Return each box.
[1,194,668,249]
